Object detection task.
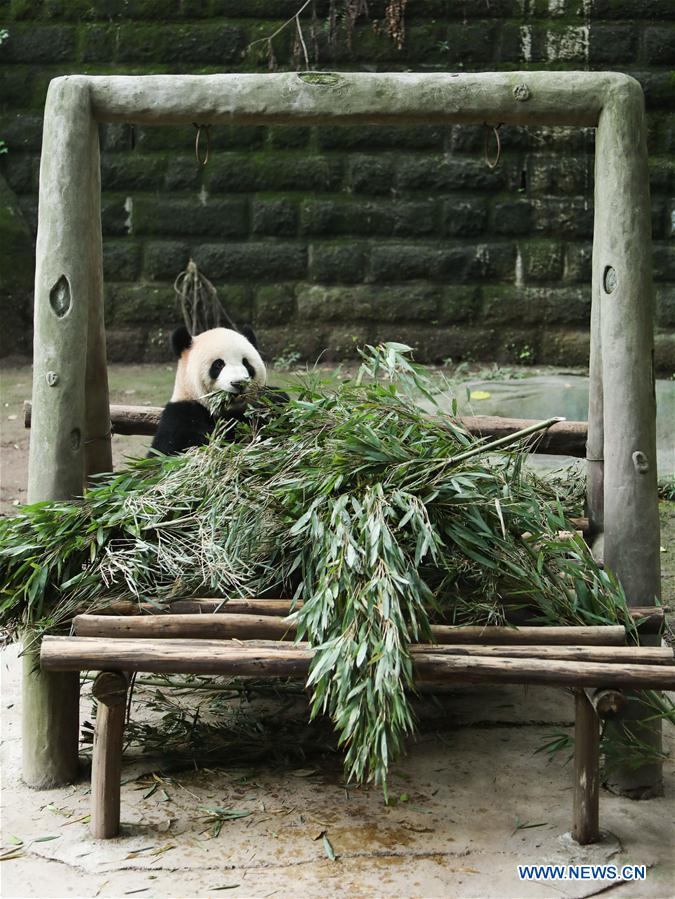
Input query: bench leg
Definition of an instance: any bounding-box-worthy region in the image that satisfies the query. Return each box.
[90,671,128,839]
[573,689,600,844]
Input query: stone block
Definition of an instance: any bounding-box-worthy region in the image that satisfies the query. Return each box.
[464,243,517,282]
[297,283,439,323]
[648,157,674,192]
[349,155,397,195]
[482,287,540,326]
[540,330,590,367]
[529,25,589,64]
[109,284,175,326]
[0,154,38,194]
[192,242,307,281]
[654,332,675,374]
[133,198,248,239]
[436,286,481,325]
[632,71,675,112]
[81,24,117,62]
[0,114,43,152]
[145,326,177,363]
[308,243,367,283]
[254,283,296,326]
[528,154,593,195]
[164,156,203,191]
[441,198,488,237]
[495,330,540,366]
[322,325,373,361]
[491,201,532,236]
[532,197,594,238]
[100,124,135,153]
[655,285,675,327]
[643,26,675,65]
[443,21,498,64]
[397,156,506,192]
[135,124,266,151]
[653,242,675,281]
[267,126,310,149]
[0,67,38,109]
[301,199,436,238]
[103,240,142,282]
[101,195,131,237]
[206,155,343,193]
[369,244,464,282]
[2,24,75,62]
[371,325,496,364]
[521,240,564,283]
[204,283,254,327]
[105,328,147,363]
[143,241,190,281]
[101,154,167,191]
[588,25,637,64]
[251,199,299,237]
[254,325,327,364]
[116,24,242,64]
[563,243,593,283]
[316,125,444,152]
[590,0,673,18]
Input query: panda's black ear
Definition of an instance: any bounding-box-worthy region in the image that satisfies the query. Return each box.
[239,324,259,350]
[171,326,192,357]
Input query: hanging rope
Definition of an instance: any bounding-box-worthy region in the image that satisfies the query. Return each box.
[483,122,503,170]
[193,123,212,167]
[174,259,238,335]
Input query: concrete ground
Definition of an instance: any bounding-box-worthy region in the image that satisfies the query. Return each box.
[1,362,674,898]
[2,646,674,899]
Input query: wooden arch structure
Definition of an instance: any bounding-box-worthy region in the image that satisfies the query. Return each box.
[24,71,661,794]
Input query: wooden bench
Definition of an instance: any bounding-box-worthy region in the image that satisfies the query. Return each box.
[40,603,674,844]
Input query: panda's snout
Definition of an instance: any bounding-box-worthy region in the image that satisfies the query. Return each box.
[230,378,249,394]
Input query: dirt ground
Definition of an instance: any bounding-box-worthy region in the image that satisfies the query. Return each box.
[1,362,674,898]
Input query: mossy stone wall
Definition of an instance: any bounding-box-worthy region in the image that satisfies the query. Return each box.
[1,1,673,370]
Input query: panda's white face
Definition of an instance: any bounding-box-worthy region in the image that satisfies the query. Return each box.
[171,328,267,405]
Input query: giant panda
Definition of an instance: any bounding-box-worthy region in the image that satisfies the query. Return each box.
[150,324,273,456]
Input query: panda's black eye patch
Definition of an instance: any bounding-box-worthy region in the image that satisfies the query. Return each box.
[209,358,225,380]
[243,357,255,379]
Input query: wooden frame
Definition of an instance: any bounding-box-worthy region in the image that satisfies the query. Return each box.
[39,619,675,842]
[26,72,661,795]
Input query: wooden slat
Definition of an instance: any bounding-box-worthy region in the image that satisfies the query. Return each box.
[573,691,600,844]
[90,672,128,840]
[73,614,628,647]
[41,636,675,688]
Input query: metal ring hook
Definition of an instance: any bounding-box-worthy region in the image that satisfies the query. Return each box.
[193,122,211,167]
[484,122,503,170]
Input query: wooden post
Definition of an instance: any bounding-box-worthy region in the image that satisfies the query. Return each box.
[595,77,662,796]
[84,128,112,482]
[573,690,600,845]
[21,646,79,788]
[586,256,604,548]
[90,671,128,839]
[23,76,101,787]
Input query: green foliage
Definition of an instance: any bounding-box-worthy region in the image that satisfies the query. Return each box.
[0,344,648,788]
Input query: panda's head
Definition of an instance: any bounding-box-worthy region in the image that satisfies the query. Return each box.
[169,325,267,406]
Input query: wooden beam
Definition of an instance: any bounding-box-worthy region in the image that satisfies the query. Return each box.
[69,621,673,663]
[97,598,665,634]
[573,690,600,844]
[24,401,589,457]
[72,614,628,647]
[40,637,675,689]
[90,671,128,839]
